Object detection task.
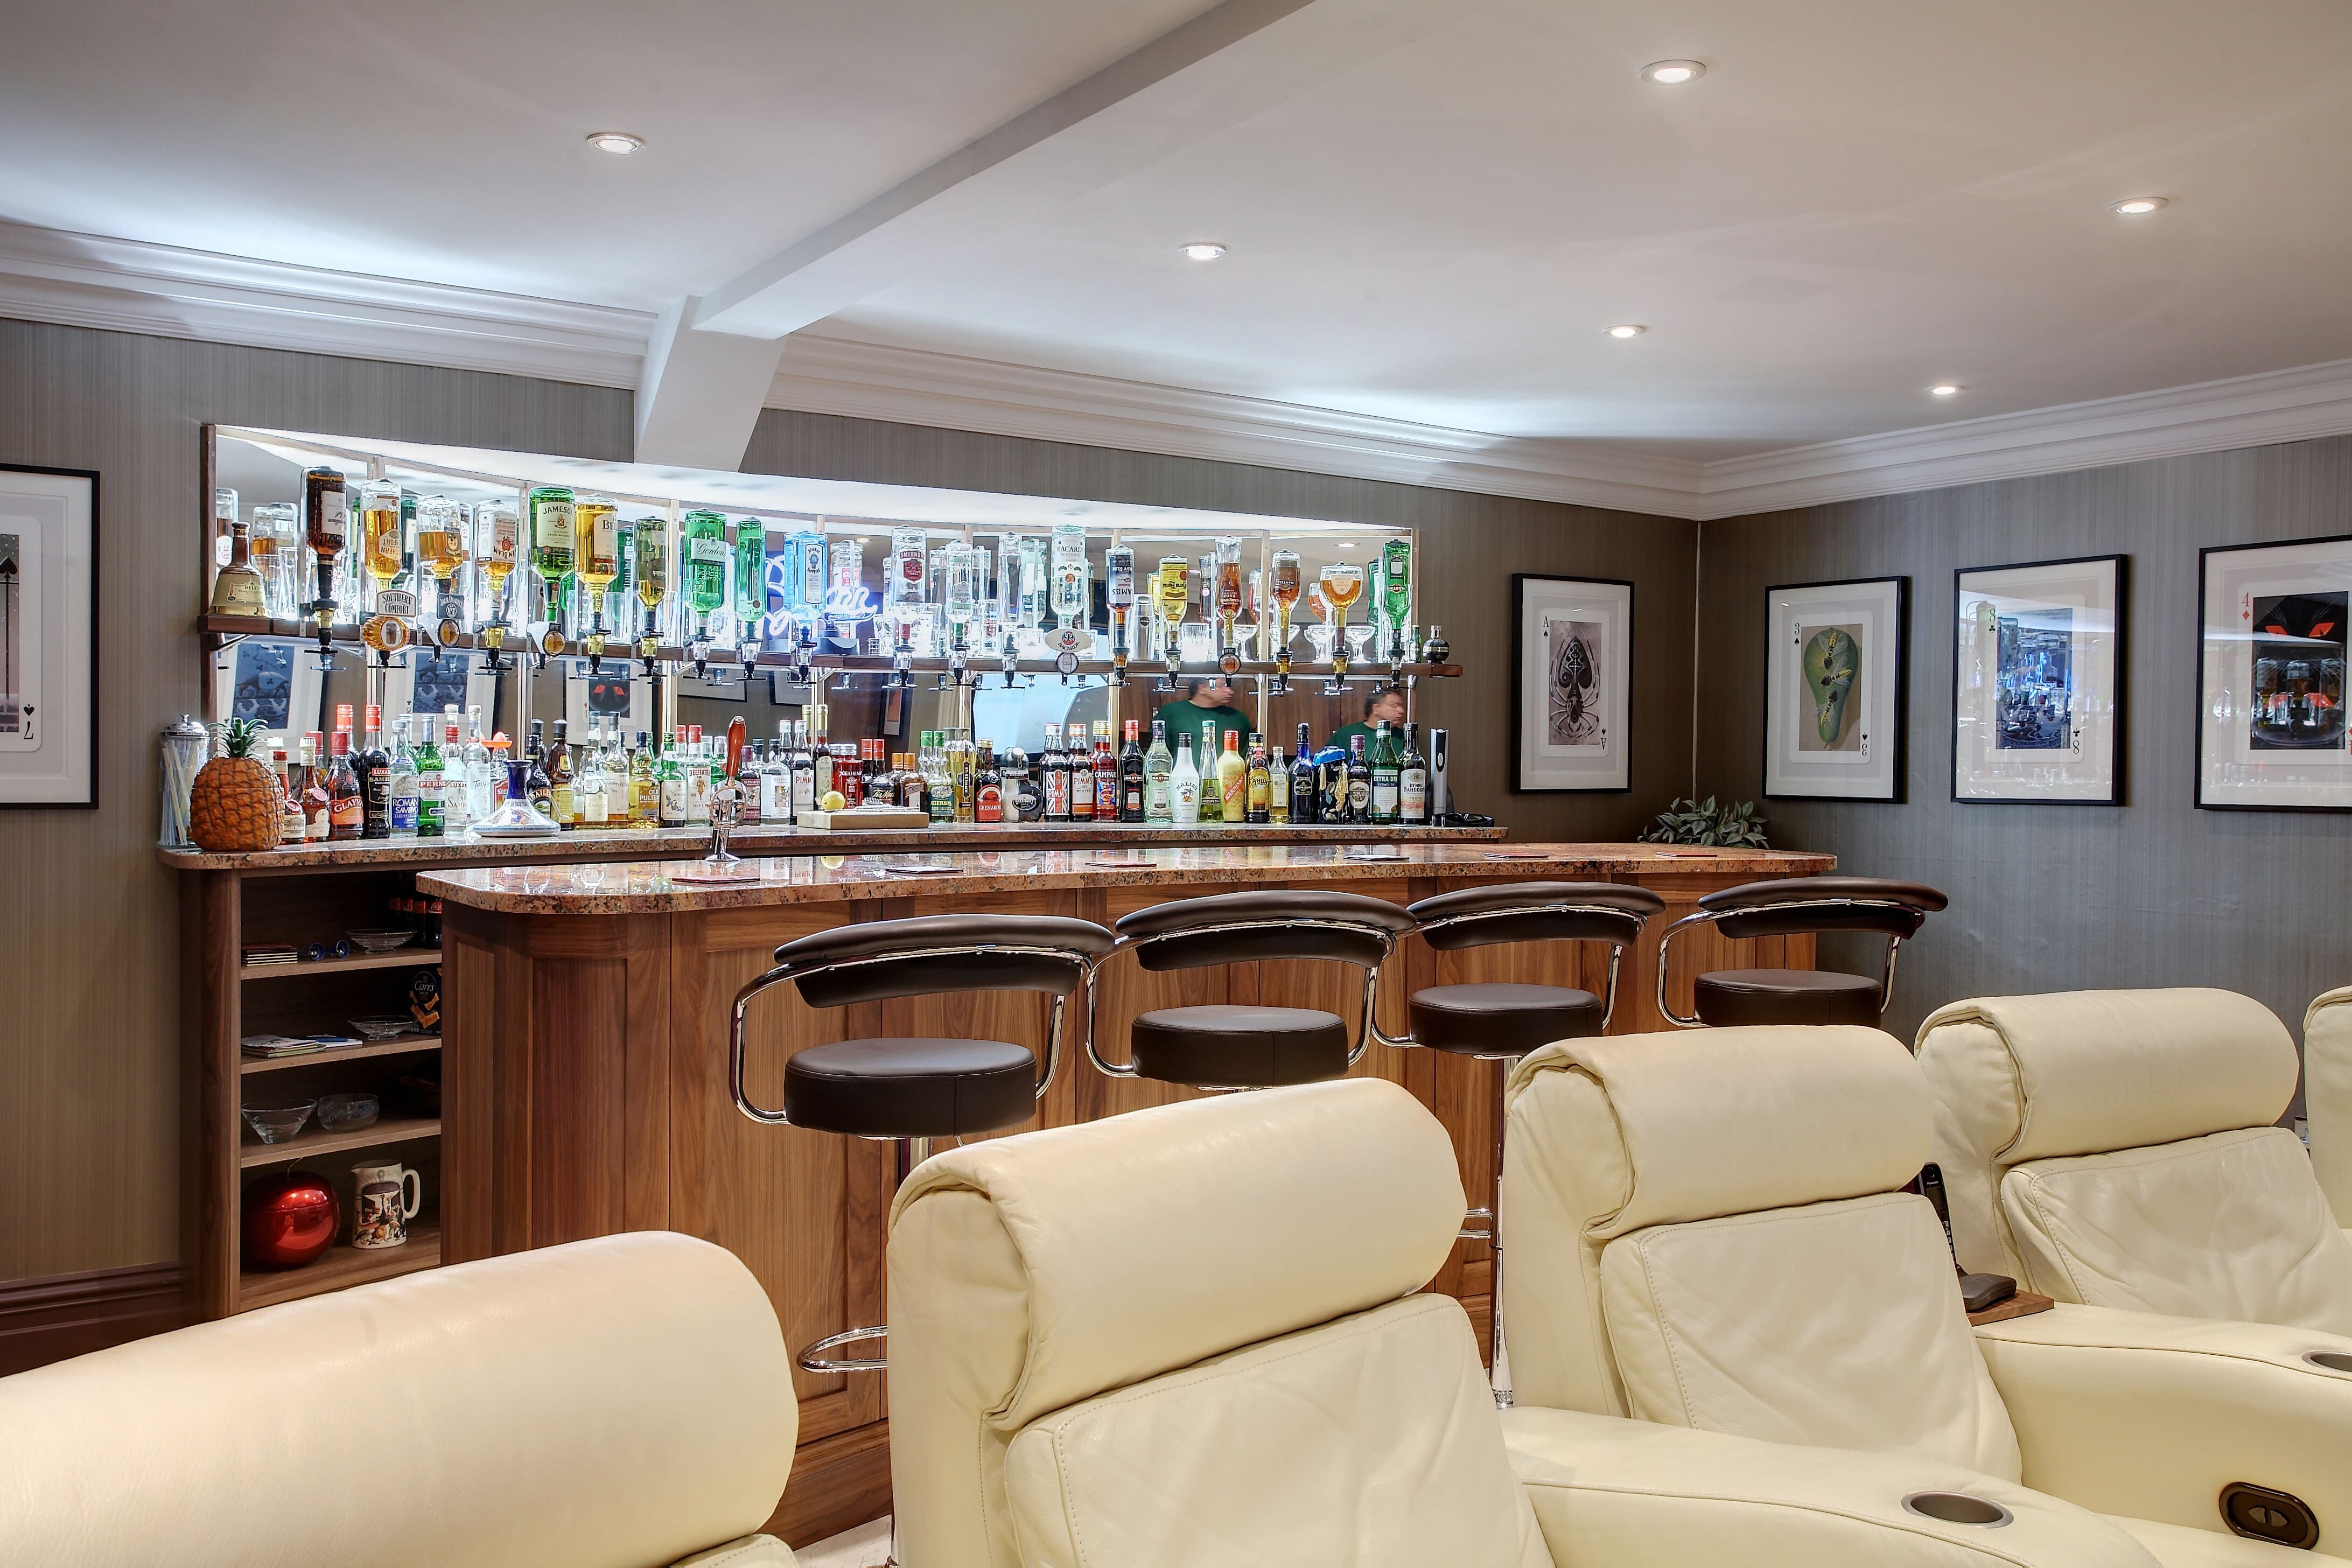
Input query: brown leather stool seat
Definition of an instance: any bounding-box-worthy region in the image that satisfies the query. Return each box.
[1692,969,1883,1028]
[783,1037,1038,1138]
[1408,983,1605,1058]
[1129,1005,1352,1088]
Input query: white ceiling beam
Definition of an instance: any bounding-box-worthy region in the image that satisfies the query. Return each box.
[690,0,1443,339]
[633,296,791,470]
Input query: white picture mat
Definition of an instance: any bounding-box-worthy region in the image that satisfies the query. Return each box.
[0,471,93,803]
[1954,560,2120,802]
[1516,578,1630,790]
[1763,579,1903,800]
[2199,540,2352,808]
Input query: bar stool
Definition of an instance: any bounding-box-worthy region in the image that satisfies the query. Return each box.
[1089,890,1419,1089]
[1655,876,1947,1028]
[728,912,1116,1375]
[1380,881,1664,1406]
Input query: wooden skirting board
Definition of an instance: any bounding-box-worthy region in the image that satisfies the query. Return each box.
[0,1261,186,1377]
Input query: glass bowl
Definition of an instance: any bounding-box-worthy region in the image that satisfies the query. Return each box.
[242,1100,315,1144]
[347,928,416,954]
[349,1016,416,1041]
[315,1092,380,1132]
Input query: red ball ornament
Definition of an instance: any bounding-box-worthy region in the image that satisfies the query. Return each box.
[243,1170,338,1268]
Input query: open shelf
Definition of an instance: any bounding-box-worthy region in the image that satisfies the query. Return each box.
[238,1221,442,1312]
[237,1116,440,1168]
[241,1034,439,1075]
[241,948,440,979]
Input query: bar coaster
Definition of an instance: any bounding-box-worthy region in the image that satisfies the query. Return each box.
[1967,1289,2054,1327]
[877,863,964,876]
[1341,847,1408,861]
[667,862,764,884]
[1482,849,1554,860]
[1654,849,1719,857]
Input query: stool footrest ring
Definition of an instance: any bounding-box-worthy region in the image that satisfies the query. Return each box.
[1460,1205,1495,1242]
[797,1324,888,1375]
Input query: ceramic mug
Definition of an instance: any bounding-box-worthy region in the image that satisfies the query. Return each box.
[350,1161,422,1250]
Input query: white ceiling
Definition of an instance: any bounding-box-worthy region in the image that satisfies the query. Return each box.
[7,0,2352,474]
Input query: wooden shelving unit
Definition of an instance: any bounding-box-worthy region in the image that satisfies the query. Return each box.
[241,1034,439,1075]
[240,949,440,979]
[236,1116,440,1168]
[238,1222,443,1312]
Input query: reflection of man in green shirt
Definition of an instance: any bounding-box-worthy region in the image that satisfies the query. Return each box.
[1329,686,1407,757]
[1153,676,1251,756]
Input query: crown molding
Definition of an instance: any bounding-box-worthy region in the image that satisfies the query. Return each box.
[766,331,1703,515]
[5,221,2351,521]
[0,220,652,389]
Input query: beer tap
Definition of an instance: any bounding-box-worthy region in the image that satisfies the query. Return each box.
[703,715,749,866]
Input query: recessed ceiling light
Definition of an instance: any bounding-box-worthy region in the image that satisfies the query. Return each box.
[1605,324,1647,339]
[1179,242,1228,261]
[1337,541,1356,548]
[1640,60,1706,86]
[1929,384,1963,397]
[587,131,645,156]
[2110,197,2169,215]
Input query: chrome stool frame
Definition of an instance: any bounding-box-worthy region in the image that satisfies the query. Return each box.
[1654,877,1945,1029]
[729,921,1109,1374]
[1373,884,1660,1408]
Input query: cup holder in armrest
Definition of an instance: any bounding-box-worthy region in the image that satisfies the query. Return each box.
[1903,1493,2014,1528]
[2307,1351,2352,1375]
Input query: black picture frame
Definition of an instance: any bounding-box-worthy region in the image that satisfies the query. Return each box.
[1950,554,2127,808]
[0,462,101,809]
[2195,532,2352,813]
[1510,572,1634,794]
[1759,575,1910,804]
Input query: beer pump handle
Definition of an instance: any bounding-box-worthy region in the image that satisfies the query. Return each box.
[725,715,746,780]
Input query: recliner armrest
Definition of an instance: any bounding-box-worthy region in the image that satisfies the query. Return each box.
[1975,1303,2352,1540]
[1500,1406,2159,1566]
[668,1536,797,1567]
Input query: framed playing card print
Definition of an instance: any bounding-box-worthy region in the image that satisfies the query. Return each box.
[0,464,99,807]
[1513,574,1631,792]
[2197,534,2352,810]
[1762,576,1908,802]
[1953,555,2125,805]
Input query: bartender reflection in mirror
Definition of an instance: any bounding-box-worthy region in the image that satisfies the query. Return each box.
[1154,676,1251,752]
[1330,685,1406,755]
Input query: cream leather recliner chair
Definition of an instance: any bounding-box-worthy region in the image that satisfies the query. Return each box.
[2309,986,2352,1223]
[0,1232,800,1568]
[1503,1024,2352,1566]
[1915,988,2352,1334]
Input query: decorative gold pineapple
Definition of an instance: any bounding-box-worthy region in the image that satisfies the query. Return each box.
[189,718,285,852]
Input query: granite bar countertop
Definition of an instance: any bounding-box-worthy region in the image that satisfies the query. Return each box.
[157,820,1508,873]
[418,843,1835,915]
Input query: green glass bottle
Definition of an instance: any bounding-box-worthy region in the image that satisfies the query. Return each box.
[1379,537,1412,656]
[528,486,576,586]
[1368,720,1402,823]
[682,509,727,634]
[734,518,768,645]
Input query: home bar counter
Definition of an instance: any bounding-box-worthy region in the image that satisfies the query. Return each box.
[411,837,1830,1543]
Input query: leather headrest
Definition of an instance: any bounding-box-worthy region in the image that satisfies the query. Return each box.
[1507,1026,1928,1236]
[1914,989,2296,1162]
[888,1076,1463,1428]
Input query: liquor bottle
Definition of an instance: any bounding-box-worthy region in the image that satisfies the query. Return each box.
[464,707,494,825]
[473,499,519,635]
[209,507,268,615]
[416,716,445,838]
[1143,720,1173,823]
[1214,537,1244,672]
[300,466,348,631]
[1347,734,1373,821]
[525,721,555,820]
[575,494,620,636]
[627,731,654,825]
[805,706,832,804]
[899,747,930,815]
[547,719,576,827]
[1399,722,1429,825]
[975,742,1004,823]
[1290,723,1319,825]
[948,732,977,821]
[685,724,712,823]
[528,485,576,622]
[432,708,466,836]
[681,509,728,643]
[356,704,391,839]
[1269,746,1291,824]
[605,724,632,827]
[275,738,306,845]
[1092,722,1119,821]
[327,723,363,839]
[1196,719,1224,824]
[829,740,859,809]
[762,726,793,823]
[735,735,763,825]
[734,518,768,649]
[387,714,419,839]
[1119,719,1145,822]
[578,723,610,830]
[302,731,331,839]
[921,731,951,823]
[1170,733,1201,825]
[656,728,688,827]
[358,479,404,610]
[1379,537,1413,659]
[1368,720,1401,824]
[1105,544,1136,670]
[1315,734,1349,822]
[1068,720,1095,821]
[1216,729,1247,823]
[1041,723,1072,821]
[1244,733,1271,823]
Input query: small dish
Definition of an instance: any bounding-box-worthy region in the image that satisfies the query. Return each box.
[346,928,416,953]
[314,1092,380,1133]
[242,1100,316,1144]
[348,1016,415,1041]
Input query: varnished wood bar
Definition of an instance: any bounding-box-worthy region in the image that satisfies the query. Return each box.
[419,840,1830,1548]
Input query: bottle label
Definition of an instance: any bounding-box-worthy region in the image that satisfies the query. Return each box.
[1348,778,1370,814]
[661,778,688,822]
[762,774,791,819]
[1124,782,1143,817]
[1401,768,1427,820]
[689,536,729,563]
[1145,774,1170,818]
[1172,776,1199,822]
[1372,781,1399,817]
[584,786,608,824]
[488,513,517,563]
[977,784,1003,823]
[1070,767,1093,814]
[319,491,346,541]
[1045,770,1071,817]
[1222,771,1248,816]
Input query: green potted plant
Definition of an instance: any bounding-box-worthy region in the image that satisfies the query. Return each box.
[1635,795,1768,849]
